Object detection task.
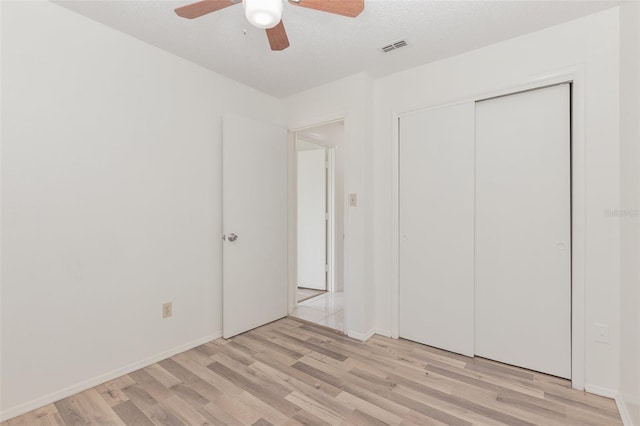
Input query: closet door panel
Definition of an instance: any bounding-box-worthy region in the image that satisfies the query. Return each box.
[399,103,475,357]
[475,84,571,378]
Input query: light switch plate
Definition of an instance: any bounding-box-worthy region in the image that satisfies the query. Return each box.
[349,193,357,207]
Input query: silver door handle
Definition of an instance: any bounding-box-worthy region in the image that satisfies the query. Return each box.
[227,233,238,242]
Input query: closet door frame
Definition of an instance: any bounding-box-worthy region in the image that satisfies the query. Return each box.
[390,66,587,390]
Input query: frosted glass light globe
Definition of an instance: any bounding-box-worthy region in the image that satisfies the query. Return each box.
[244,0,283,29]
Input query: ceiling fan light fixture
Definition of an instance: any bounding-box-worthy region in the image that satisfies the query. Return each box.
[244,0,283,29]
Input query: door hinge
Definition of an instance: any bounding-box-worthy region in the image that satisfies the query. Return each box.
[325,212,329,220]
[325,264,329,272]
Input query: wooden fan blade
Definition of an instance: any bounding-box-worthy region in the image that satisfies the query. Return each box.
[266,21,290,51]
[175,0,239,19]
[288,0,364,18]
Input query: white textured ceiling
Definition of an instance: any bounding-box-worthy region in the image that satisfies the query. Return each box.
[54,0,619,98]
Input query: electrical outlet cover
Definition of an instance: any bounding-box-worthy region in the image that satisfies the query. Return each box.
[162,302,173,319]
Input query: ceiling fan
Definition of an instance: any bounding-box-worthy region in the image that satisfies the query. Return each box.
[174,0,364,51]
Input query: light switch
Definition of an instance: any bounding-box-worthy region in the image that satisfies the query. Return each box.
[349,193,358,207]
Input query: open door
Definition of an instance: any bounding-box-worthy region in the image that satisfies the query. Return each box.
[297,145,327,291]
[222,114,287,338]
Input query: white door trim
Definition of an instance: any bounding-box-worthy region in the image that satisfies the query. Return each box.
[326,147,336,293]
[390,66,587,390]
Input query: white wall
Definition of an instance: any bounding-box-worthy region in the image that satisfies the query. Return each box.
[284,73,376,340]
[372,8,621,393]
[619,1,640,424]
[1,1,633,420]
[0,1,281,420]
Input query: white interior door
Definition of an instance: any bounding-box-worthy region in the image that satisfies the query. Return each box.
[297,148,327,290]
[399,102,475,357]
[223,114,287,338]
[475,84,571,378]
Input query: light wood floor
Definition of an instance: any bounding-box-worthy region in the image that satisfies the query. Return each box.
[3,317,622,426]
[297,288,326,303]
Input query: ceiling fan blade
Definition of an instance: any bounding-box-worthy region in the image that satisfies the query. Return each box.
[266,21,290,51]
[175,0,239,19]
[288,0,364,18]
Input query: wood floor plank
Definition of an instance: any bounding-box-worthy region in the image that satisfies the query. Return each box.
[336,390,404,425]
[169,383,209,408]
[5,405,63,426]
[297,288,326,303]
[270,330,348,362]
[4,317,623,426]
[142,403,186,426]
[345,408,392,426]
[212,353,294,399]
[144,364,182,389]
[54,397,90,426]
[95,381,130,407]
[193,342,220,358]
[112,400,155,426]
[171,355,243,398]
[197,401,244,426]
[160,396,210,426]
[178,348,215,366]
[201,395,261,425]
[284,391,346,424]
[243,331,307,360]
[158,359,202,384]
[55,388,125,426]
[127,370,174,402]
[232,392,291,425]
[250,350,344,398]
[121,385,160,412]
[207,361,300,417]
[111,375,137,390]
[288,409,332,426]
[389,371,538,426]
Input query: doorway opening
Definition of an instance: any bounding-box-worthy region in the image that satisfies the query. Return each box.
[290,121,345,332]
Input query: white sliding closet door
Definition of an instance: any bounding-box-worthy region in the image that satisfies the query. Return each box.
[475,84,571,378]
[399,103,475,357]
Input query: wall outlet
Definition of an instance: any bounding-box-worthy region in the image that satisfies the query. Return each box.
[162,302,173,319]
[349,193,358,207]
[594,323,609,343]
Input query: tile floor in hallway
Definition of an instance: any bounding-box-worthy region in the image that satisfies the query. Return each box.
[290,291,344,332]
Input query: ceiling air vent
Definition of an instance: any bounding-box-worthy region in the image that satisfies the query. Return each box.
[381,40,408,53]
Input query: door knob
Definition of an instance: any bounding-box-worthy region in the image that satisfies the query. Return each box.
[228,233,238,242]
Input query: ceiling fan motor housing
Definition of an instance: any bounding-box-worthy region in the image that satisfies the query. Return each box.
[243,0,283,29]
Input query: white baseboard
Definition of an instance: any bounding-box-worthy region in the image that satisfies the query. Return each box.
[373,328,392,338]
[616,395,636,426]
[584,384,618,399]
[347,328,376,342]
[0,331,222,423]
[347,328,389,342]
